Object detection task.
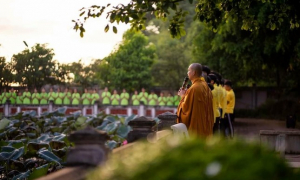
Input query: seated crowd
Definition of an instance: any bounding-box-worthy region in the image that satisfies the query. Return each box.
[0,87,180,107]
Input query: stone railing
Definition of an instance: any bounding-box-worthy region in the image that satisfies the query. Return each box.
[0,100,177,118]
[37,113,176,180]
[260,130,300,155]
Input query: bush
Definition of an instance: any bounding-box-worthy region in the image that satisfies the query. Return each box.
[87,137,299,180]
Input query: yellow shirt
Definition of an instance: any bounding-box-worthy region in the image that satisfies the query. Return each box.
[225,89,235,114]
[211,84,221,122]
[219,87,227,118]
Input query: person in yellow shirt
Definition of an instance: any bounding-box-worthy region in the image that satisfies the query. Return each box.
[208,74,221,134]
[224,80,235,138]
[219,79,228,135]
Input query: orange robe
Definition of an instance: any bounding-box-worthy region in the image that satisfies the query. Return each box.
[176,77,214,138]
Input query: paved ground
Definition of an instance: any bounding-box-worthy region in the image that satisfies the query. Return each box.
[234,118,300,141]
[234,118,300,167]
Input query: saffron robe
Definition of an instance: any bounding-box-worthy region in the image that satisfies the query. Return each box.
[176,77,214,138]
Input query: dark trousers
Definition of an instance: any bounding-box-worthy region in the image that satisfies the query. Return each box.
[213,117,221,134]
[220,113,234,138]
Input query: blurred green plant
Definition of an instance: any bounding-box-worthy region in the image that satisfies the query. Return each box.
[0,107,136,179]
[87,137,299,180]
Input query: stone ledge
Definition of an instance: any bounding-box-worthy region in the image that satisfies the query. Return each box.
[260,130,300,135]
[36,166,90,180]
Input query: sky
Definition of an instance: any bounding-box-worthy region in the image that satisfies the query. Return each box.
[0,0,130,65]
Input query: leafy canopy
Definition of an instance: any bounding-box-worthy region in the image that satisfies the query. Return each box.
[74,0,300,38]
[97,30,156,92]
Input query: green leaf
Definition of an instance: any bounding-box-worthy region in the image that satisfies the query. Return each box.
[0,152,12,161]
[125,16,129,24]
[8,140,24,149]
[49,141,66,150]
[189,0,193,4]
[113,26,118,34]
[103,122,119,135]
[104,116,117,123]
[0,118,10,131]
[0,140,9,147]
[53,148,67,160]
[9,160,25,171]
[106,140,117,150]
[27,142,49,155]
[1,146,15,152]
[124,114,137,125]
[38,148,62,164]
[9,147,24,160]
[79,11,85,16]
[28,163,50,180]
[116,124,132,138]
[22,110,36,117]
[12,170,30,180]
[96,120,110,130]
[104,24,109,32]
[76,116,87,125]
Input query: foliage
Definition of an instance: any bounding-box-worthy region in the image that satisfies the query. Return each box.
[74,0,300,38]
[66,59,101,88]
[97,30,156,92]
[73,0,193,38]
[73,0,300,96]
[0,108,135,179]
[0,57,14,89]
[144,2,196,90]
[11,44,70,89]
[87,137,299,180]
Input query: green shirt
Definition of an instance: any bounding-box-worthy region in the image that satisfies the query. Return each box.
[120,93,129,106]
[131,94,140,106]
[40,93,48,105]
[82,93,91,105]
[91,93,100,104]
[138,92,148,105]
[23,92,31,104]
[173,95,181,106]
[16,95,23,105]
[158,97,167,106]
[166,96,174,106]
[1,92,9,104]
[101,92,111,105]
[111,94,120,105]
[148,94,158,106]
[63,92,71,105]
[72,93,80,105]
[55,92,65,105]
[48,92,58,101]
[9,92,16,105]
[31,93,40,105]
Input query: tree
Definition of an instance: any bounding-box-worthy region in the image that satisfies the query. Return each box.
[67,59,101,88]
[11,44,67,89]
[74,1,300,38]
[0,57,14,89]
[75,0,300,95]
[97,30,156,92]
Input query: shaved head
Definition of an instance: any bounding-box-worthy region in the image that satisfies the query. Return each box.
[190,63,202,77]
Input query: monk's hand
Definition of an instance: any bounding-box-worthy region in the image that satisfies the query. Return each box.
[178,88,186,97]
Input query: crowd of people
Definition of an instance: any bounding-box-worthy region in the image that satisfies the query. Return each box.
[1,63,235,138]
[0,87,181,107]
[176,63,235,138]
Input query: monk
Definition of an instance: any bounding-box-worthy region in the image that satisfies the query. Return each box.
[177,63,214,138]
